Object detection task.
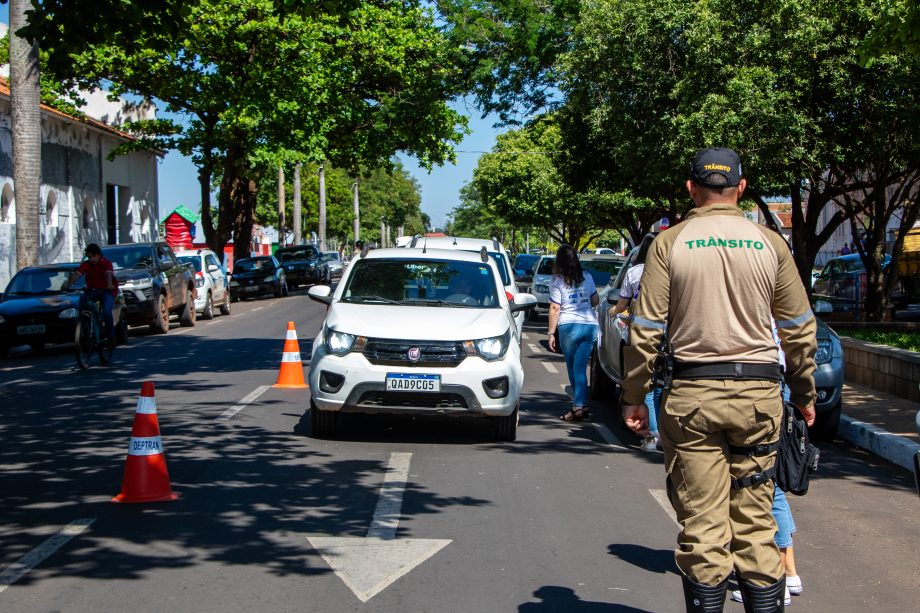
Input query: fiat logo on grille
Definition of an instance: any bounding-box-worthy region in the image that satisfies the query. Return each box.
[407,347,421,361]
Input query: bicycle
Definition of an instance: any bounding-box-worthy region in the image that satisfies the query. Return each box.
[74,291,114,369]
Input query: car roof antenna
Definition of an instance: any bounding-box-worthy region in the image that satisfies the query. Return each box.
[452,236,458,245]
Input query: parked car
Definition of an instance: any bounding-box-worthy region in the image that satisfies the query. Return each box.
[102,242,196,333]
[305,247,536,440]
[321,251,344,280]
[275,245,322,288]
[408,235,526,337]
[175,248,231,319]
[578,253,627,302]
[528,255,555,321]
[0,263,128,357]
[229,256,288,300]
[590,247,616,255]
[812,253,891,313]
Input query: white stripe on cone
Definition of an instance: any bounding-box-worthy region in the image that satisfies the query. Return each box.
[281,352,301,363]
[128,436,163,456]
[136,396,157,415]
[286,330,298,340]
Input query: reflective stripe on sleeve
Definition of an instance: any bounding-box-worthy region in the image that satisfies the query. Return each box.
[776,310,814,328]
[630,315,667,330]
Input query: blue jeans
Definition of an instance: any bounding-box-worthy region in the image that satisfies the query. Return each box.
[558,323,598,408]
[772,486,796,548]
[80,289,115,340]
[645,386,662,437]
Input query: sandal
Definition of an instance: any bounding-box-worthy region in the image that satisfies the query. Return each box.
[560,408,589,422]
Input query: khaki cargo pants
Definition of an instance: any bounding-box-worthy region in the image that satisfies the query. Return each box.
[660,378,783,586]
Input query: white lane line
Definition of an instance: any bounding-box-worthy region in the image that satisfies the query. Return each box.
[0,518,95,594]
[542,362,558,374]
[521,332,531,341]
[367,452,412,540]
[207,318,226,325]
[0,378,29,389]
[527,343,542,354]
[217,385,270,420]
[252,307,264,312]
[649,489,680,527]
[591,422,628,451]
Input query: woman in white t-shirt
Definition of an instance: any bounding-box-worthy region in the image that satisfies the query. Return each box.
[547,244,600,421]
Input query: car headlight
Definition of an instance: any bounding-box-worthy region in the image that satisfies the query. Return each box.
[472,329,511,361]
[263,275,275,283]
[324,328,359,356]
[534,284,549,294]
[123,277,153,288]
[229,280,239,287]
[59,308,79,320]
[815,340,832,364]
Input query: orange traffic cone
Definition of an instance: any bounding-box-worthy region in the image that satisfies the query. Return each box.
[112,382,180,503]
[275,321,308,389]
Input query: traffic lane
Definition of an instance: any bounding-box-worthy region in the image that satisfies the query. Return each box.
[0,293,328,574]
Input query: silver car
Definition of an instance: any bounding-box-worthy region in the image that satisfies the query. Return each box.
[175,249,231,319]
[528,255,555,321]
[321,251,344,280]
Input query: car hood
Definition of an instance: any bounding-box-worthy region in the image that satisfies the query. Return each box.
[0,293,79,315]
[114,268,154,283]
[533,274,553,285]
[326,303,510,341]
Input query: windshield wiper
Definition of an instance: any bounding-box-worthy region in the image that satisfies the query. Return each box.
[345,295,400,304]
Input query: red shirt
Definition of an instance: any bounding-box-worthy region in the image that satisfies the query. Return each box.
[78,257,118,296]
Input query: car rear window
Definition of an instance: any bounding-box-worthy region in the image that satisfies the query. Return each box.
[177,256,202,272]
[342,258,500,307]
[581,260,625,287]
[537,257,555,275]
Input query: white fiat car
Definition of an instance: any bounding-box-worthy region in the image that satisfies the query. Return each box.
[307,247,537,441]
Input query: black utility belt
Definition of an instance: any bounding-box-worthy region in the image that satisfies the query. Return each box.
[671,361,783,382]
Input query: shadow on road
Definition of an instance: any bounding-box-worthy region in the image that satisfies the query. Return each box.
[518,586,652,612]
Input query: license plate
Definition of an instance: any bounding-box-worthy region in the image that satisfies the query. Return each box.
[17,324,45,335]
[245,286,260,292]
[386,373,440,392]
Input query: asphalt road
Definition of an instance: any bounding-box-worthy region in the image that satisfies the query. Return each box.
[1,290,918,612]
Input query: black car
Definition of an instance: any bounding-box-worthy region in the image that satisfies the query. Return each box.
[275,245,322,288]
[0,263,128,357]
[229,256,289,300]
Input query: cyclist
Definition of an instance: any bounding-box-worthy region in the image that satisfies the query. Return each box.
[65,243,118,346]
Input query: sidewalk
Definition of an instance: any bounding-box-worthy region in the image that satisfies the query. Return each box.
[838,382,920,472]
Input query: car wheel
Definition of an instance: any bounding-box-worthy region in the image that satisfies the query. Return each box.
[590,351,613,400]
[220,293,231,315]
[491,403,519,442]
[809,400,841,442]
[201,291,214,320]
[150,293,169,334]
[310,399,338,438]
[179,290,196,327]
[282,282,289,297]
[116,315,129,345]
[274,283,283,298]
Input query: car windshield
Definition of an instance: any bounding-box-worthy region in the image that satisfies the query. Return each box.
[234,258,273,272]
[581,260,625,287]
[341,258,500,308]
[323,251,341,261]
[513,254,540,271]
[537,257,555,275]
[5,268,84,295]
[101,246,154,270]
[276,248,316,262]
[177,256,202,272]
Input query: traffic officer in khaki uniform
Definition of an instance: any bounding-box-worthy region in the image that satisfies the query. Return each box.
[621,148,817,613]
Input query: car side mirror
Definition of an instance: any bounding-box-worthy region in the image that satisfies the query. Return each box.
[509,293,537,313]
[813,299,833,314]
[308,285,333,305]
[208,264,220,273]
[159,258,173,269]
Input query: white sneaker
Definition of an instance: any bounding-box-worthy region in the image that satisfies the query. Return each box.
[640,436,658,452]
[730,586,792,606]
[786,575,803,595]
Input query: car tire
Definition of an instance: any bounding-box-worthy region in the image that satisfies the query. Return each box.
[282,282,289,297]
[590,351,613,400]
[179,290,196,327]
[310,399,337,438]
[274,283,283,298]
[201,292,214,320]
[116,315,129,345]
[219,293,231,315]
[809,400,841,442]
[150,294,169,334]
[491,404,518,442]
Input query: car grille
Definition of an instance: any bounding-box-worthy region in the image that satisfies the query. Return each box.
[124,288,154,303]
[357,391,468,409]
[362,339,466,367]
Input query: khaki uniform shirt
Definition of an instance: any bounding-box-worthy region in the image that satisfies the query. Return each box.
[621,203,817,408]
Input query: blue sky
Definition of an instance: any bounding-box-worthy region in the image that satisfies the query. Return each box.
[0,5,502,229]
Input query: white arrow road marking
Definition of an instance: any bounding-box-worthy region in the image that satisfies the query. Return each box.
[307,452,451,603]
[649,489,680,527]
[0,519,94,594]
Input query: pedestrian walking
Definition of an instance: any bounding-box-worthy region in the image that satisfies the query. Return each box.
[620,147,817,612]
[547,244,600,422]
[610,232,662,451]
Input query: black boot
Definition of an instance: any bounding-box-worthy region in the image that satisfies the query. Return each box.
[738,576,785,613]
[681,574,727,613]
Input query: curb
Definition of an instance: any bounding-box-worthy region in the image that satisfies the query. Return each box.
[838,414,920,472]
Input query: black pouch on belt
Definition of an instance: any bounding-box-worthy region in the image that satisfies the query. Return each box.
[775,402,820,495]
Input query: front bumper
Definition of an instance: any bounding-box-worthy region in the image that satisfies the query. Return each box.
[231,282,275,298]
[309,345,523,417]
[813,353,844,413]
[0,320,76,347]
[121,287,158,323]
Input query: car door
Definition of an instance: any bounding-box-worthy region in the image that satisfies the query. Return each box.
[206,253,225,300]
[158,244,184,308]
[602,249,637,380]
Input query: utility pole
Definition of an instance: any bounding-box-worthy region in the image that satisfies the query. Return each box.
[277,165,285,247]
[293,162,302,245]
[352,176,360,249]
[318,164,327,251]
[380,218,386,249]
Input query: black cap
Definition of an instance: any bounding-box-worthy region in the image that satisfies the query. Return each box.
[690,147,743,187]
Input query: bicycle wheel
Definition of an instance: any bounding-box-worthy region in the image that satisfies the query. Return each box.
[74,313,95,370]
[98,325,114,365]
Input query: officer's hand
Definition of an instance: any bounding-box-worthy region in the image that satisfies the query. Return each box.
[623,403,650,436]
[798,403,816,427]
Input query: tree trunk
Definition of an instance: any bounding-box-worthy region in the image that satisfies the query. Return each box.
[318,163,327,251]
[352,175,360,249]
[277,165,285,247]
[233,176,257,262]
[293,162,302,245]
[10,0,42,270]
[746,189,781,233]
